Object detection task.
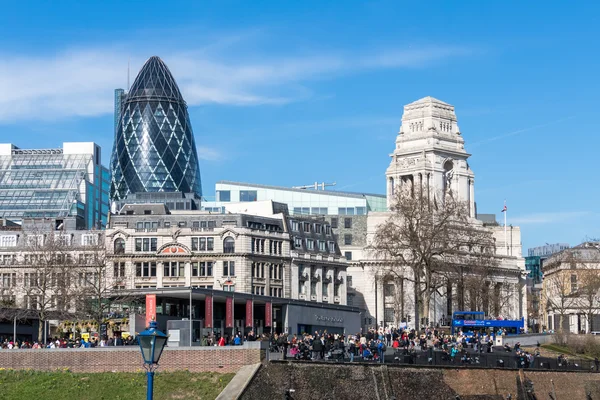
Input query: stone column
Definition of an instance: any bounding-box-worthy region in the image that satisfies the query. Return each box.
[265,262,271,296]
[340,270,348,306]
[469,179,475,217]
[185,261,191,287]
[290,261,299,299]
[156,261,164,289]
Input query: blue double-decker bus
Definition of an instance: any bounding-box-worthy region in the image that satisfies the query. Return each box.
[451,311,524,335]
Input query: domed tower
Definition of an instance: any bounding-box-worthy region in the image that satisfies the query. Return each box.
[386,96,475,217]
[110,56,202,201]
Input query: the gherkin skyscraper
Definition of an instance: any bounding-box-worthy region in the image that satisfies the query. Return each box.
[110,56,202,202]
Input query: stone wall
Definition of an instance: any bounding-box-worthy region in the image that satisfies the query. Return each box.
[242,361,600,400]
[0,343,265,374]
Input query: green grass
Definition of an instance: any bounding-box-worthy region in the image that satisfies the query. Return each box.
[0,370,234,400]
[541,343,595,360]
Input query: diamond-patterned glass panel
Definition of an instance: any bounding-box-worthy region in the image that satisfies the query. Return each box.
[110,56,203,201]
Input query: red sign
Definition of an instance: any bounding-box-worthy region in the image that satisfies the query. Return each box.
[245,300,253,328]
[265,302,272,327]
[226,297,234,328]
[205,295,213,329]
[145,294,156,328]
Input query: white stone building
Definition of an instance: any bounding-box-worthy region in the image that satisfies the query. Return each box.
[542,242,600,334]
[351,97,527,330]
[106,201,347,304]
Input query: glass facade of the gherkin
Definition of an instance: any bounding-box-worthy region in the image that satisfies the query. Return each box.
[110,56,202,201]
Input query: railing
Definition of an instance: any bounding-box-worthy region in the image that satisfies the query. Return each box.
[279,346,599,372]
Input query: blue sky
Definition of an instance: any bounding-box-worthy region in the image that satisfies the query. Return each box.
[1,1,599,251]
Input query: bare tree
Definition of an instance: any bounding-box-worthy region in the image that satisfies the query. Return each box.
[370,184,497,329]
[575,268,600,333]
[543,270,578,332]
[19,230,81,342]
[77,236,135,329]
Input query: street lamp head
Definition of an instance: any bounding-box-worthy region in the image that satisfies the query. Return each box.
[137,320,169,365]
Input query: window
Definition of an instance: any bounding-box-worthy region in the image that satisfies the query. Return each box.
[78,272,98,287]
[178,221,187,228]
[0,235,17,247]
[192,237,213,251]
[384,308,395,323]
[344,218,352,228]
[252,286,265,295]
[269,240,282,255]
[191,261,213,277]
[28,235,44,246]
[328,241,336,253]
[356,207,366,215]
[217,190,231,202]
[303,222,311,232]
[311,207,328,215]
[334,283,340,297]
[325,225,331,235]
[344,251,352,260]
[344,234,352,245]
[223,261,235,276]
[306,239,315,250]
[240,190,257,202]
[164,261,185,277]
[0,273,16,287]
[318,240,326,252]
[252,262,266,278]
[384,283,395,296]
[223,237,235,253]
[113,262,126,277]
[311,281,317,297]
[331,218,338,229]
[114,238,125,254]
[299,281,307,295]
[81,234,98,246]
[322,282,329,298]
[571,274,578,293]
[347,276,353,287]
[0,255,15,265]
[135,262,157,277]
[294,237,303,249]
[315,224,322,234]
[291,220,299,231]
[135,238,158,252]
[223,284,235,292]
[164,221,171,228]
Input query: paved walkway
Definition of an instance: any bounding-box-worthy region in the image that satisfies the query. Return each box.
[216,363,262,400]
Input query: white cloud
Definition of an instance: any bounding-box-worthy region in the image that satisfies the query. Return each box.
[510,211,592,225]
[196,145,223,162]
[0,45,471,122]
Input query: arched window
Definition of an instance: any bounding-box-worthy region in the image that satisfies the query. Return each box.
[114,238,125,254]
[223,237,235,254]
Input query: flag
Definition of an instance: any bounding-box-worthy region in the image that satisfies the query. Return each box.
[501,204,507,212]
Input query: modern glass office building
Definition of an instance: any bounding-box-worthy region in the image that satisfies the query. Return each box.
[201,181,387,215]
[110,56,202,202]
[0,142,109,229]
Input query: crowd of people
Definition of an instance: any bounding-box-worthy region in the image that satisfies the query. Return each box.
[266,326,544,366]
[0,335,136,349]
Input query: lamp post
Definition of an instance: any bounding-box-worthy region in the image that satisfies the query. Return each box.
[137,320,169,400]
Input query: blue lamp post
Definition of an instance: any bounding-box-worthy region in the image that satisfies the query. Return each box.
[137,320,169,400]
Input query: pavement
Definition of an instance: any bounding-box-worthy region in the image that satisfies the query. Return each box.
[215,363,262,400]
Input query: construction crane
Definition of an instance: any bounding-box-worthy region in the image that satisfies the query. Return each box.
[292,182,337,191]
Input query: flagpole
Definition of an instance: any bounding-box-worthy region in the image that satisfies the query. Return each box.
[504,200,508,255]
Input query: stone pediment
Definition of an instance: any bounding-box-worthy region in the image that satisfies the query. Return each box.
[157,243,191,255]
[106,229,130,239]
[220,228,239,239]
